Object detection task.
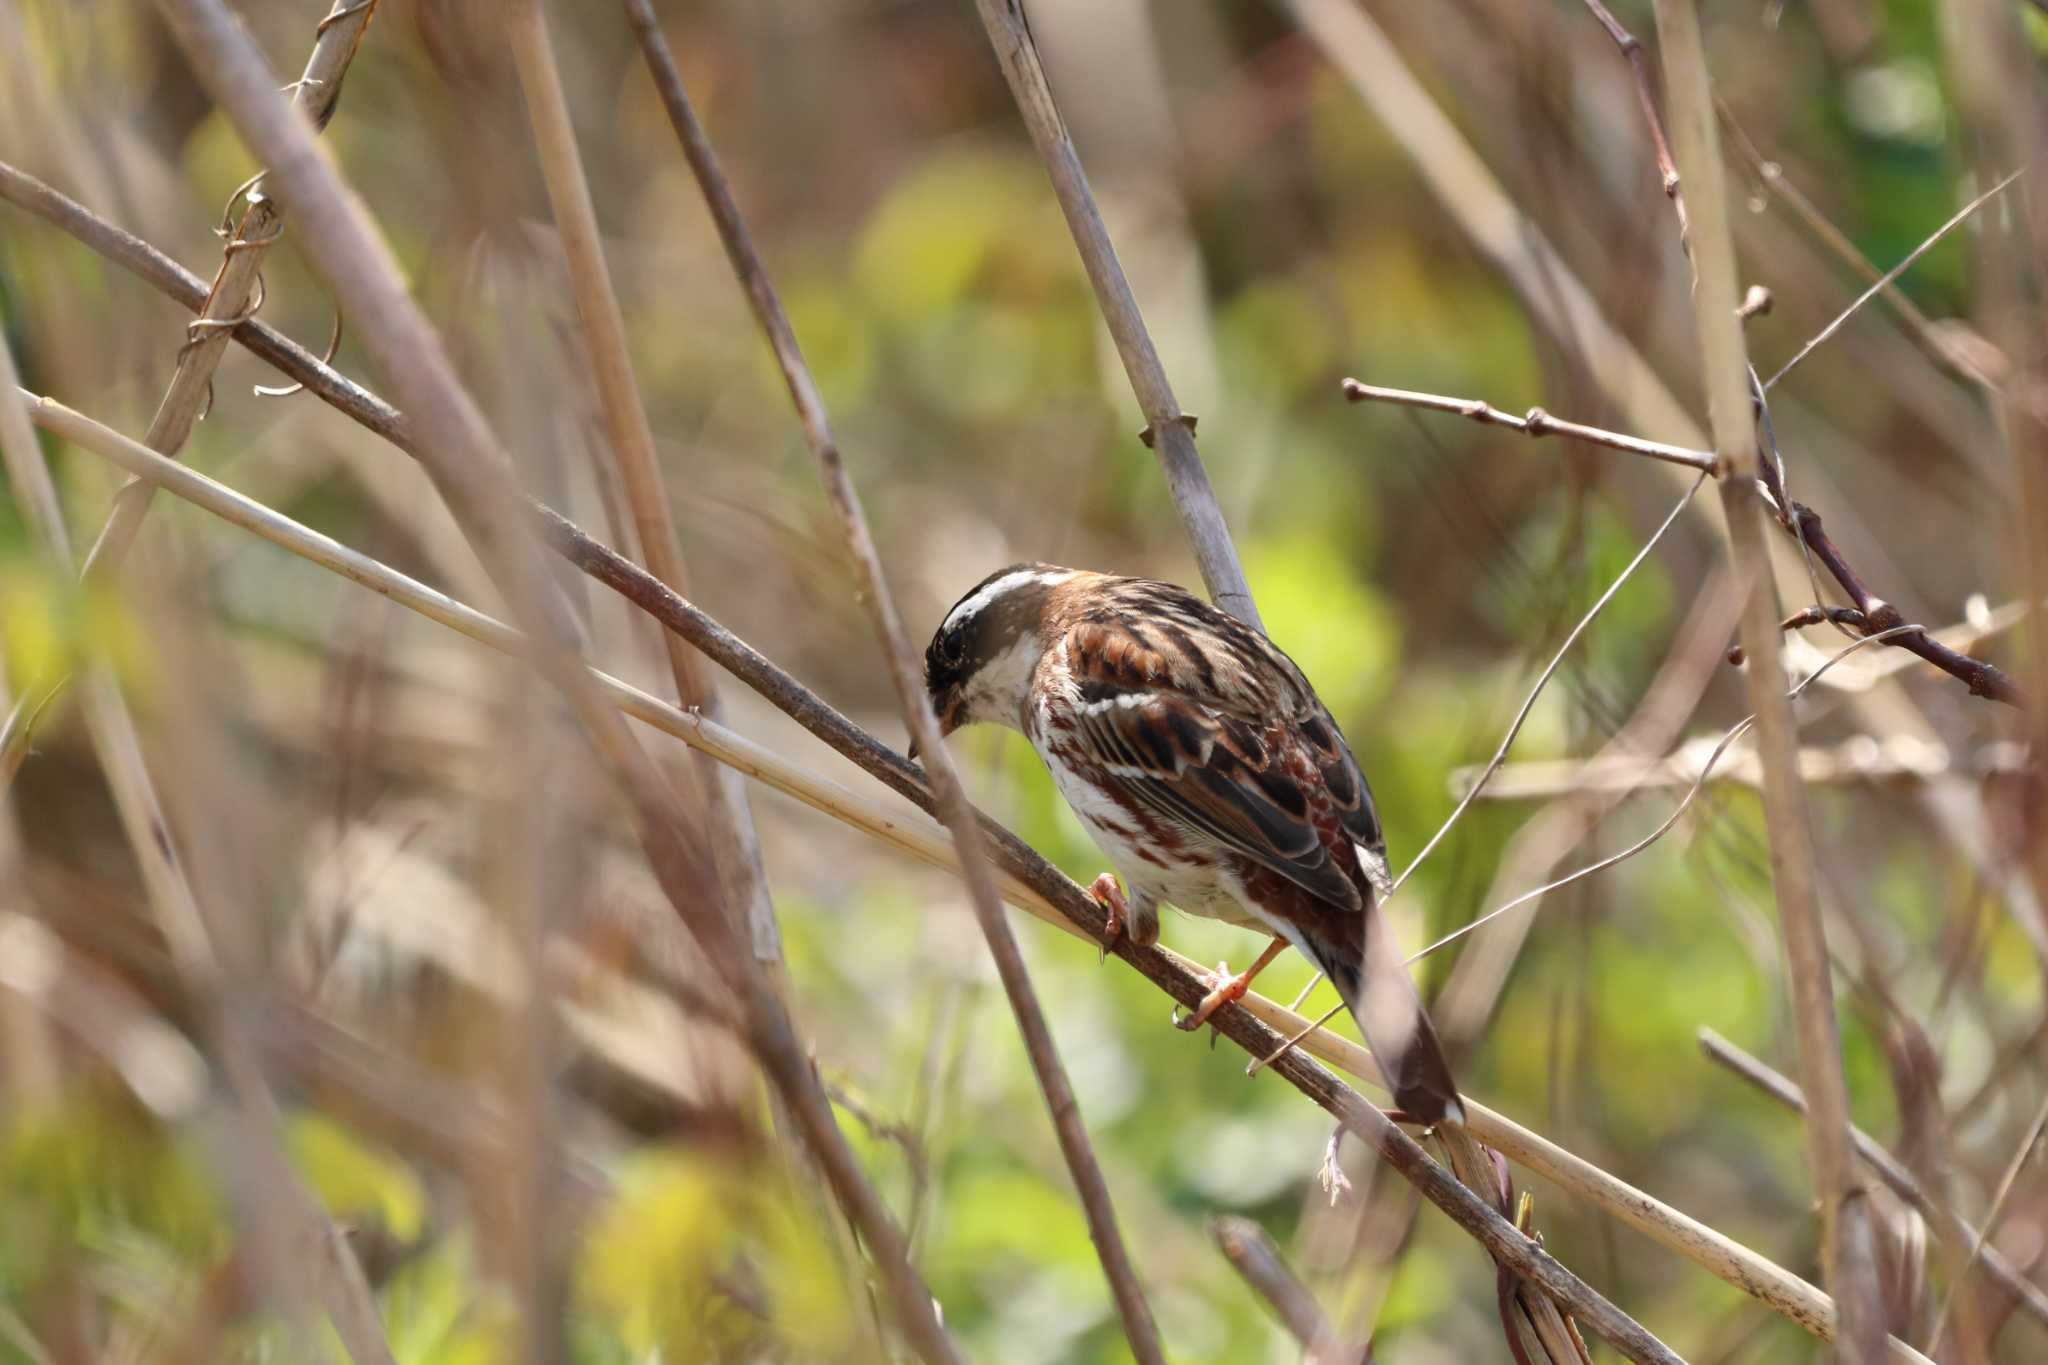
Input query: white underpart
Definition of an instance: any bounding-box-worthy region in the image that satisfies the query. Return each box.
[1026,651,1267,934]
[958,632,1044,730]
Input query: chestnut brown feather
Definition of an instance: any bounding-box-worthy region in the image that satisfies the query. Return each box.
[923,566,1461,1124]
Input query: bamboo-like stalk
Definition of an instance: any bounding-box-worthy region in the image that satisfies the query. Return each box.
[29,381,1689,1365]
[958,5,1605,1353]
[0,0,379,783]
[1648,4,1885,1360]
[506,0,779,966]
[143,5,961,1361]
[1700,1028,2048,1334]
[969,0,1257,627]
[1211,1217,1364,1362]
[614,5,1164,1356]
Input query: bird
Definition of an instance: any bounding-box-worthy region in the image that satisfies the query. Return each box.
[919,562,1462,1125]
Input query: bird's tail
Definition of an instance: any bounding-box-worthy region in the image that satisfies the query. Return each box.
[1300,905,1464,1126]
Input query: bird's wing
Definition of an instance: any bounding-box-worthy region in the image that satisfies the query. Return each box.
[1061,608,1377,912]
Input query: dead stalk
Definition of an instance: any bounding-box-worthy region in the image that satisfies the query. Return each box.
[506,0,780,965]
[1650,2,1886,1358]
[146,2,960,1358]
[615,3,1163,1354]
[0,0,379,782]
[970,0,1257,626]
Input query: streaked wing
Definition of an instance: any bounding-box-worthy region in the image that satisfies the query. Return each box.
[1063,605,1375,911]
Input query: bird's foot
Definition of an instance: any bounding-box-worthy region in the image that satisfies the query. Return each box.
[1318,1127,1353,1206]
[1087,873,1127,964]
[1176,960,1250,1031]
[1174,936,1291,1032]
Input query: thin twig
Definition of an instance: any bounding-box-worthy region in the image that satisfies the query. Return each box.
[1650,4,1887,1359]
[1770,497,2022,706]
[1389,473,1707,896]
[144,4,961,1360]
[971,0,1257,627]
[1411,624,1922,965]
[617,4,1162,1357]
[508,0,780,964]
[1717,106,2003,390]
[1534,8,2020,713]
[1576,0,1687,237]
[0,0,379,784]
[1211,1217,1369,1362]
[1343,379,1718,471]
[1343,369,2021,706]
[1927,1088,2048,1343]
[1698,1028,2048,1335]
[1764,172,2022,393]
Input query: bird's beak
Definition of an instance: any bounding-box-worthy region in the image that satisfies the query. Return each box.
[910,690,962,763]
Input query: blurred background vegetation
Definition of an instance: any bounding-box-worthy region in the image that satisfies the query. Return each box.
[0,0,2044,1361]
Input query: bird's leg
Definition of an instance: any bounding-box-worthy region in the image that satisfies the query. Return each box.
[1088,873,1128,963]
[1318,1125,1353,1206]
[1176,935,1291,1031]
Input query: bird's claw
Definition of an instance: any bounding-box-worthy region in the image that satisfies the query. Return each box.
[1087,873,1126,964]
[1319,1129,1353,1206]
[1175,960,1246,1032]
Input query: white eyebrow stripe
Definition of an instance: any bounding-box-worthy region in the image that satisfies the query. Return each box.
[942,568,1077,633]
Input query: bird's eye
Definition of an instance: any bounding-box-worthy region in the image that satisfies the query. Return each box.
[942,628,967,663]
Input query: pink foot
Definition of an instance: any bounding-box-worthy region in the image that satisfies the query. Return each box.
[1176,960,1250,1031]
[1087,873,1126,963]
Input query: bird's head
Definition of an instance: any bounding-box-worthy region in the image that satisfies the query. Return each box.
[918,563,1077,754]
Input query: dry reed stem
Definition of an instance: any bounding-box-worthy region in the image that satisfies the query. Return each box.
[1650,3,1885,1359]
[961,5,1606,1354]
[507,0,779,966]
[614,6,1163,1354]
[145,3,960,1359]
[970,0,1257,627]
[0,320,398,1365]
[0,0,378,783]
[1699,1028,2048,1333]
[1944,0,2048,916]
[1211,1216,1366,1362]
[29,377,1682,1365]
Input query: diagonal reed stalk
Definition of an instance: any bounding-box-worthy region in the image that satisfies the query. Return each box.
[0,0,379,784]
[615,4,1164,1355]
[1650,3,1885,1359]
[0,309,398,1365]
[146,2,962,1359]
[507,0,780,968]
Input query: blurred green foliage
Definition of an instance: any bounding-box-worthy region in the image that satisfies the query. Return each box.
[0,0,2041,1361]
